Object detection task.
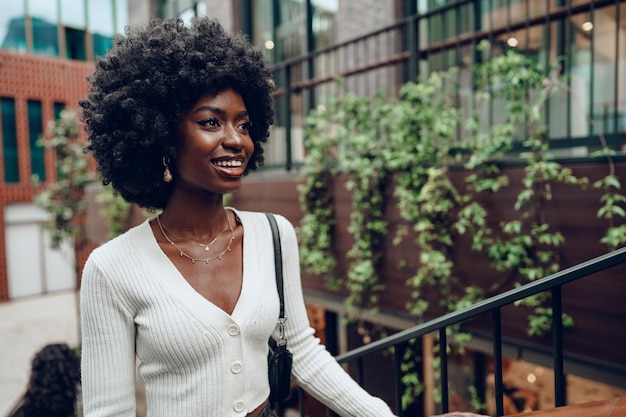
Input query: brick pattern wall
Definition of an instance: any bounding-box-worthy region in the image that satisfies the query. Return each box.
[0,51,95,301]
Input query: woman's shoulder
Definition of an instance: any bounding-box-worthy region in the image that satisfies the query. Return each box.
[87,218,152,264]
[228,208,294,231]
[7,402,25,417]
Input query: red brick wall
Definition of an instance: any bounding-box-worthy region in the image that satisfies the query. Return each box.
[0,51,95,301]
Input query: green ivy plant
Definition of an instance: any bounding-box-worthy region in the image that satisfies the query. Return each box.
[35,110,95,252]
[338,92,392,315]
[389,68,491,318]
[299,91,393,315]
[35,110,135,251]
[297,101,339,285]
[299,43,625,411]
[97,183,133,241]
[594,172,626,249]
[472,44,586,336]
[587,110,626,250]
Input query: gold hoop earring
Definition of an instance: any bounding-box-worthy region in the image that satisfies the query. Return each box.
[163,157,173,183]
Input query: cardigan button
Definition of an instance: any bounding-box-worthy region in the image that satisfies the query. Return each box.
[227,324,240,336]
[233,400,245,412]
[231,361,243,374]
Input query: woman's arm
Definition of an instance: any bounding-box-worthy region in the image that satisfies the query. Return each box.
[80,255,137,417]
[275,215,397,417]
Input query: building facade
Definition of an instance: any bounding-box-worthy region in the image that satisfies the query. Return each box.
[148,1,626,170]
[0,0,127,301]
[1,0,625,414]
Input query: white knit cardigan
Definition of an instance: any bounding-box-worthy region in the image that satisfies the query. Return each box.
[80,209,396,417]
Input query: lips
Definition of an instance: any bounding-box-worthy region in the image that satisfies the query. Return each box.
[211,156,246,176]
[213,159,243,168]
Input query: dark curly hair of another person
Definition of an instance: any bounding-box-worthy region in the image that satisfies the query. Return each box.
[10,344,81,417]
[80,17,275,210]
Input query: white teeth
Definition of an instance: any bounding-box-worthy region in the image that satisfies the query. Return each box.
[214,160,243,167]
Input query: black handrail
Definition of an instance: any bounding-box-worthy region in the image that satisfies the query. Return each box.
[303,247,626,417]
[336,246,626,362]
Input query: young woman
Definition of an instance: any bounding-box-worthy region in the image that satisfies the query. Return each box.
[79,17,487,417]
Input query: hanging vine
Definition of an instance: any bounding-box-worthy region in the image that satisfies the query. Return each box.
[337,93,393,315]
[473,44,586,336]
[298,91,395,313]
[299,43,626,411]
[297,102,340,286]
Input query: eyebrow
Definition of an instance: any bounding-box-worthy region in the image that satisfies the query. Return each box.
[193,106,249,119]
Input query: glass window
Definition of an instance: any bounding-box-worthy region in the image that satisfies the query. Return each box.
[275,0,306,62]
[88,0,114,57]
[528,0,550,18]
[196,1,207,18]
[1,97,19,183]
[456,2,474,38]
[417,0,428,14]
[253,0,275,61]
[65,26,86,60]
[116,0,129,34]
[590,4,620,135]
[569,11,592,138]
[312,0,337,49]
[54,102,65,119]
[60,0,88,59]
[92,33,111,58]
[180,8,195,26]
[30,0,60,56]
[162,0,176,19]
[619,3,626,134]
[28,100,45,182]
[61,0,86,28]
[0,1,26,52]
[53,102,65,178]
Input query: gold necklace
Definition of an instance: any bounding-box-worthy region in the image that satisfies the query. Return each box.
[156,211,235,264]
[159,220,228,251]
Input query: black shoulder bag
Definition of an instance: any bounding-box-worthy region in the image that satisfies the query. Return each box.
[266,213,293,403]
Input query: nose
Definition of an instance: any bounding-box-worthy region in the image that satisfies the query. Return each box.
[222,124,244,149]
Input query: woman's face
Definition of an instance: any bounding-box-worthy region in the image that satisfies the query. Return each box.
[174,88,254,196]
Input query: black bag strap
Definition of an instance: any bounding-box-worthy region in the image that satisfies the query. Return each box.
[265,213,287,346]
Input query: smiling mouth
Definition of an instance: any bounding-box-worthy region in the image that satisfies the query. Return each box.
[211,157,246,177]
[213,159,244,168]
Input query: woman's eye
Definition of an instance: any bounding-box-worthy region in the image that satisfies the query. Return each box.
[239,121,252,131]
[199,118,220,127]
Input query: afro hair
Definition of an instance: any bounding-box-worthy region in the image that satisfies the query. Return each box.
[10,344,81,417]
[80,17,275,210]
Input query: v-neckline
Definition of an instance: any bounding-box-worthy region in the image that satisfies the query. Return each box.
[141,208,250,322]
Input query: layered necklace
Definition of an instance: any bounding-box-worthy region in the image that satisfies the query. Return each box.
[156,210,234,264]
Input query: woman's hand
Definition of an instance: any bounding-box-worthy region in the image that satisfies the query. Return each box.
[430,413,490,417]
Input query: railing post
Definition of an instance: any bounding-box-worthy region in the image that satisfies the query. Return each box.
[357,357,364,386]
[298,388,305,417]
[407,15,418,82]
[552,286,566,407]
[492,308,504,417]
[278,63,292,172]
[394,342,405,417]
[327,409,339,417]
[439,328,449,414]
[328,248,626,417]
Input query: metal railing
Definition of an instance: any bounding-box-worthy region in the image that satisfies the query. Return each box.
[289,246,626,417]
